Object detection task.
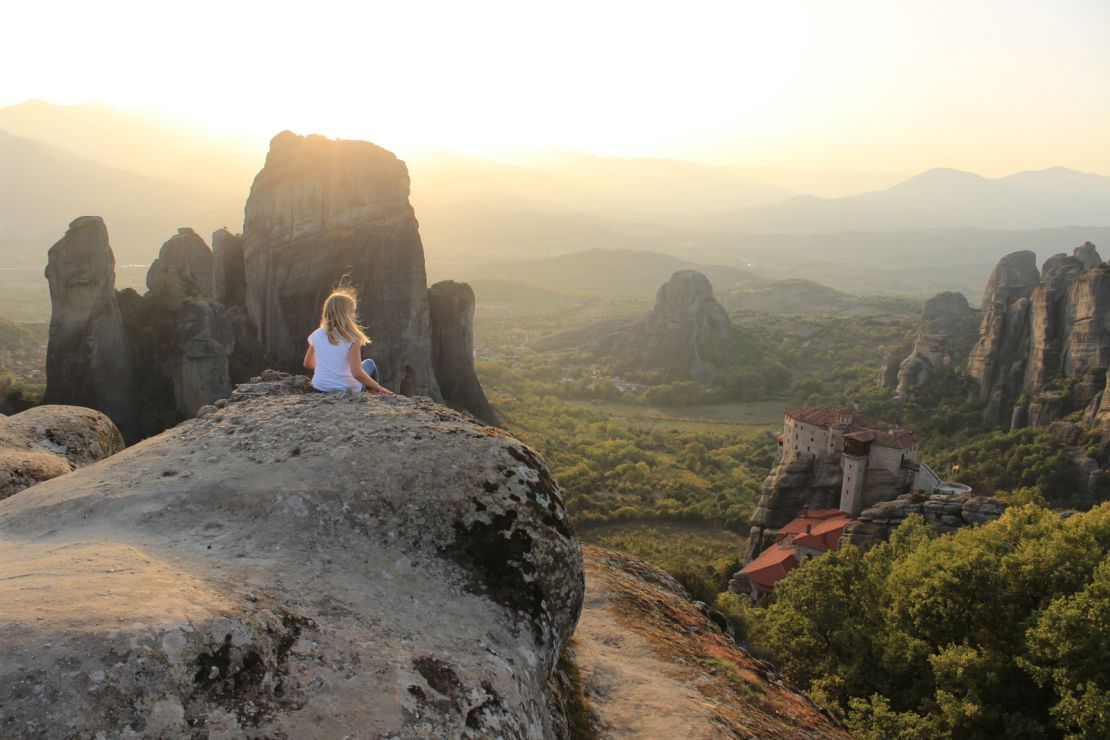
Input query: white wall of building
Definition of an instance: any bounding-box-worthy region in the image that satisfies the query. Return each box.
[840,454,868,515]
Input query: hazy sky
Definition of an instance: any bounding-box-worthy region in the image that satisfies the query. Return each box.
[4,0,1109,175]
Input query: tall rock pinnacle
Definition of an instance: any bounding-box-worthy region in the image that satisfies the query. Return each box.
[242,132,440,398]
[43,217,140,441]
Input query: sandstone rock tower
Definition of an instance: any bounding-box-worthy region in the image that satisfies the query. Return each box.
[428,280,498,425]
[45,133,496,438]
[43,217,140,441]
[615,269,735,381]
[968,243,1108,428]
[242,132,439,397]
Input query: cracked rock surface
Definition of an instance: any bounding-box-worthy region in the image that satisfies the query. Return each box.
[0,372,584,738]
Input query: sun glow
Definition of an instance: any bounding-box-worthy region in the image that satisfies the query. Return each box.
[3,0,1109,174]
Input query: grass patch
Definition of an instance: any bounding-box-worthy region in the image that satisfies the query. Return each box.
[578,521,745,604]
[565,399,784,433]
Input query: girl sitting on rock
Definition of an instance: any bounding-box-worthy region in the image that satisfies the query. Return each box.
[303,285,394,396]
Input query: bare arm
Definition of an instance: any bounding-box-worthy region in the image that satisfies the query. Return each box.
[303,343,316,369]
[348,344,394,396]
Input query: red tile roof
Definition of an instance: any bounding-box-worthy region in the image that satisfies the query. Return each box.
[778,508,846,534]
[786,406,918,449]
[740,544,798,593]
[792,516,852,551]
[786,406,881,429]
[742,509,855,593]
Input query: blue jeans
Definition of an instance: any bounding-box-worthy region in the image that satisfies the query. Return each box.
[361,358,380,384]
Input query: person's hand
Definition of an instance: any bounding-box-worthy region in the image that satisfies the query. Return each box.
[372,386,395,397]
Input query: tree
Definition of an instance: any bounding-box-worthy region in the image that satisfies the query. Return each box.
[1022,559,1110,738]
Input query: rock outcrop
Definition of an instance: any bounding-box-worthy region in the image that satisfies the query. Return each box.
[572,546,848,738]
[146,228,214,306]
[0,373,581,738]
[1084,369,1110,435]
[428,281,498,425]
[610,270,734,382]
[0,405,123,500]
[45,133,496,438]
[746,452,845,561]
[921,291,973,334]
[969,244,1109,428]
[896,335,947,398]
[211,228,245,308]
[242,132,440,397]
[175,297,236,416]
[42,217,140,441]
[1074,240,1101,269]
[967,250,1040,423]
[878,352,902,388]
[880,291,975,396]
[839,492,1006,550]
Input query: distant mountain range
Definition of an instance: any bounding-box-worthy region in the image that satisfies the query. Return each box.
[2,99,1108,307]
[701,166,1110,233]
[442,248,764,299]
[0,128,240,264]
[0,100,260,197]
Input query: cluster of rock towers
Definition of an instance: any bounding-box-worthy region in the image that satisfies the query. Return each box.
[43,132,496,441]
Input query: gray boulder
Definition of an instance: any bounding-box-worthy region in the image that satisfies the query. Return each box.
[839,492,1007,550]
[0,373,582,738]
[0,404,123,500]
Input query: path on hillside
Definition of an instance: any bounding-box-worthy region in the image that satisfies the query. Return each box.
[572,546,847,739]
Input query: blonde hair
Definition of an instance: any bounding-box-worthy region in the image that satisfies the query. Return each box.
[320,284,371,346]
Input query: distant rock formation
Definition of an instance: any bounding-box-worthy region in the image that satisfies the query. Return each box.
[42,217,140,441]
[175,297,236,416]
[922,291,973,334]
[839,492,1006,550]
[879,352,902,388]
[146,227,214,306]
[0,404,123,499]
[896,335,947,398]
[1074,240,1101,269]
[1084,369,1110,434]
[211,228,245,307]
[611,270,734,382]
[428,281,498,425]
[44,133,495,438]
[242,132,439,397]
[0,373,581,737]
[968,243,1108,428]
[880,291,975,397]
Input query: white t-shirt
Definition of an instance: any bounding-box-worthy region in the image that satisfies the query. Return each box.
[308,327,362,392]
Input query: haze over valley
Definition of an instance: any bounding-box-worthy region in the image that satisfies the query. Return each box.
[3,2,1110,737]
[3,100,1109,323]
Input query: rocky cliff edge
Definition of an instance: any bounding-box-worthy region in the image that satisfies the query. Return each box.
[0,372,583,738]
[573,546,847,738]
